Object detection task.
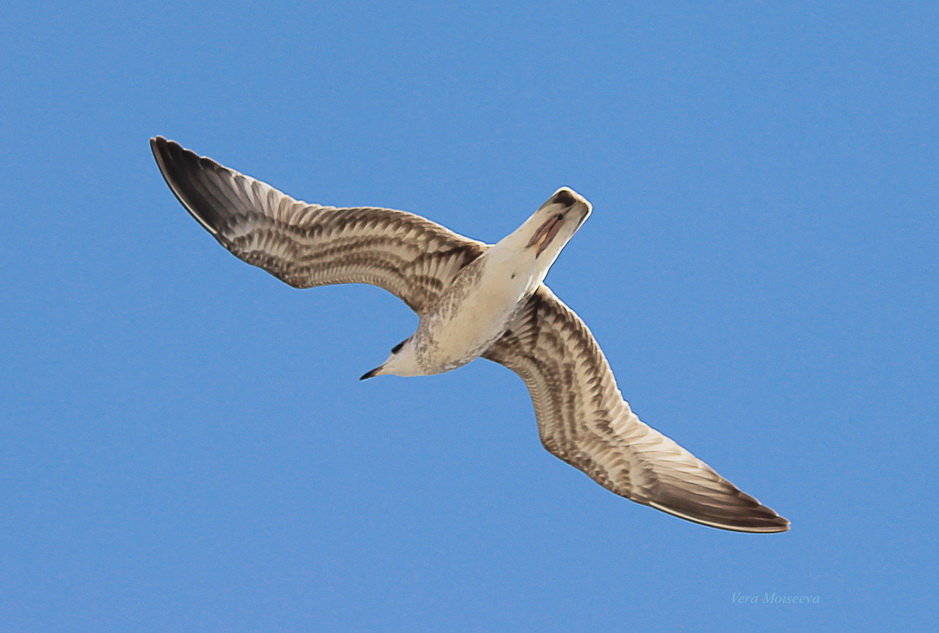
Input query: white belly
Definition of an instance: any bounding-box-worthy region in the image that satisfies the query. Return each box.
[414,252,536,373]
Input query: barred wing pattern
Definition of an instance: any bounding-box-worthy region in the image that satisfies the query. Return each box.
[485,286,789,533]
[151,137,487,314]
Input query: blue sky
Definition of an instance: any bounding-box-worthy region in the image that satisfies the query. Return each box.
[2,2,936,631]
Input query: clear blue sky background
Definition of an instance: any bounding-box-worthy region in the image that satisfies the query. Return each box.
[2,2,936,631]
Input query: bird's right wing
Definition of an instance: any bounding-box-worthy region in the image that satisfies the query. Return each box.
[484,286,790,533]
[151,137,488,314]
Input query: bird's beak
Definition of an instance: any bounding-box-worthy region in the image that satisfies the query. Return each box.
[359,366,382,380]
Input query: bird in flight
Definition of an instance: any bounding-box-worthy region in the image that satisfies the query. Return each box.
[151,137,789,533]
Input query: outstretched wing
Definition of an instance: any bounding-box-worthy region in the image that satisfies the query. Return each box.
[151,137,487,314]
[484,286,789,533]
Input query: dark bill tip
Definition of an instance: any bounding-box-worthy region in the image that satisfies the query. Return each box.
[359,367,381,380]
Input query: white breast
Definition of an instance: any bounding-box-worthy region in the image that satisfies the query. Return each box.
[414,249,538,373]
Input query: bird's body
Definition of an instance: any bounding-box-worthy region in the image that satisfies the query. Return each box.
[375,192,590,377]
[151,136,790,533]
[403,257,518,375]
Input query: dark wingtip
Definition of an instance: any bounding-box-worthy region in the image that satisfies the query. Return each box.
[149,135,175,159]
[149,136,226,236]
[649,491,792,534]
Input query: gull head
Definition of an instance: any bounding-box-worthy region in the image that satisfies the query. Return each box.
[359,336,423,380]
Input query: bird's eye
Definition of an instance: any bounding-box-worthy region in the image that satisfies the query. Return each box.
[391,339,408,354]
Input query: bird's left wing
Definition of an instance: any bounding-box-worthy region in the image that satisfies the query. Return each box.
[151,137,487,314]
[484,285,790,533]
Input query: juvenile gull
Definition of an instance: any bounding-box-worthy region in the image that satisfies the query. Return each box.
[151,136,790,533]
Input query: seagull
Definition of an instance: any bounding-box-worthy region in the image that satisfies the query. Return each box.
[151,136,790,533]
